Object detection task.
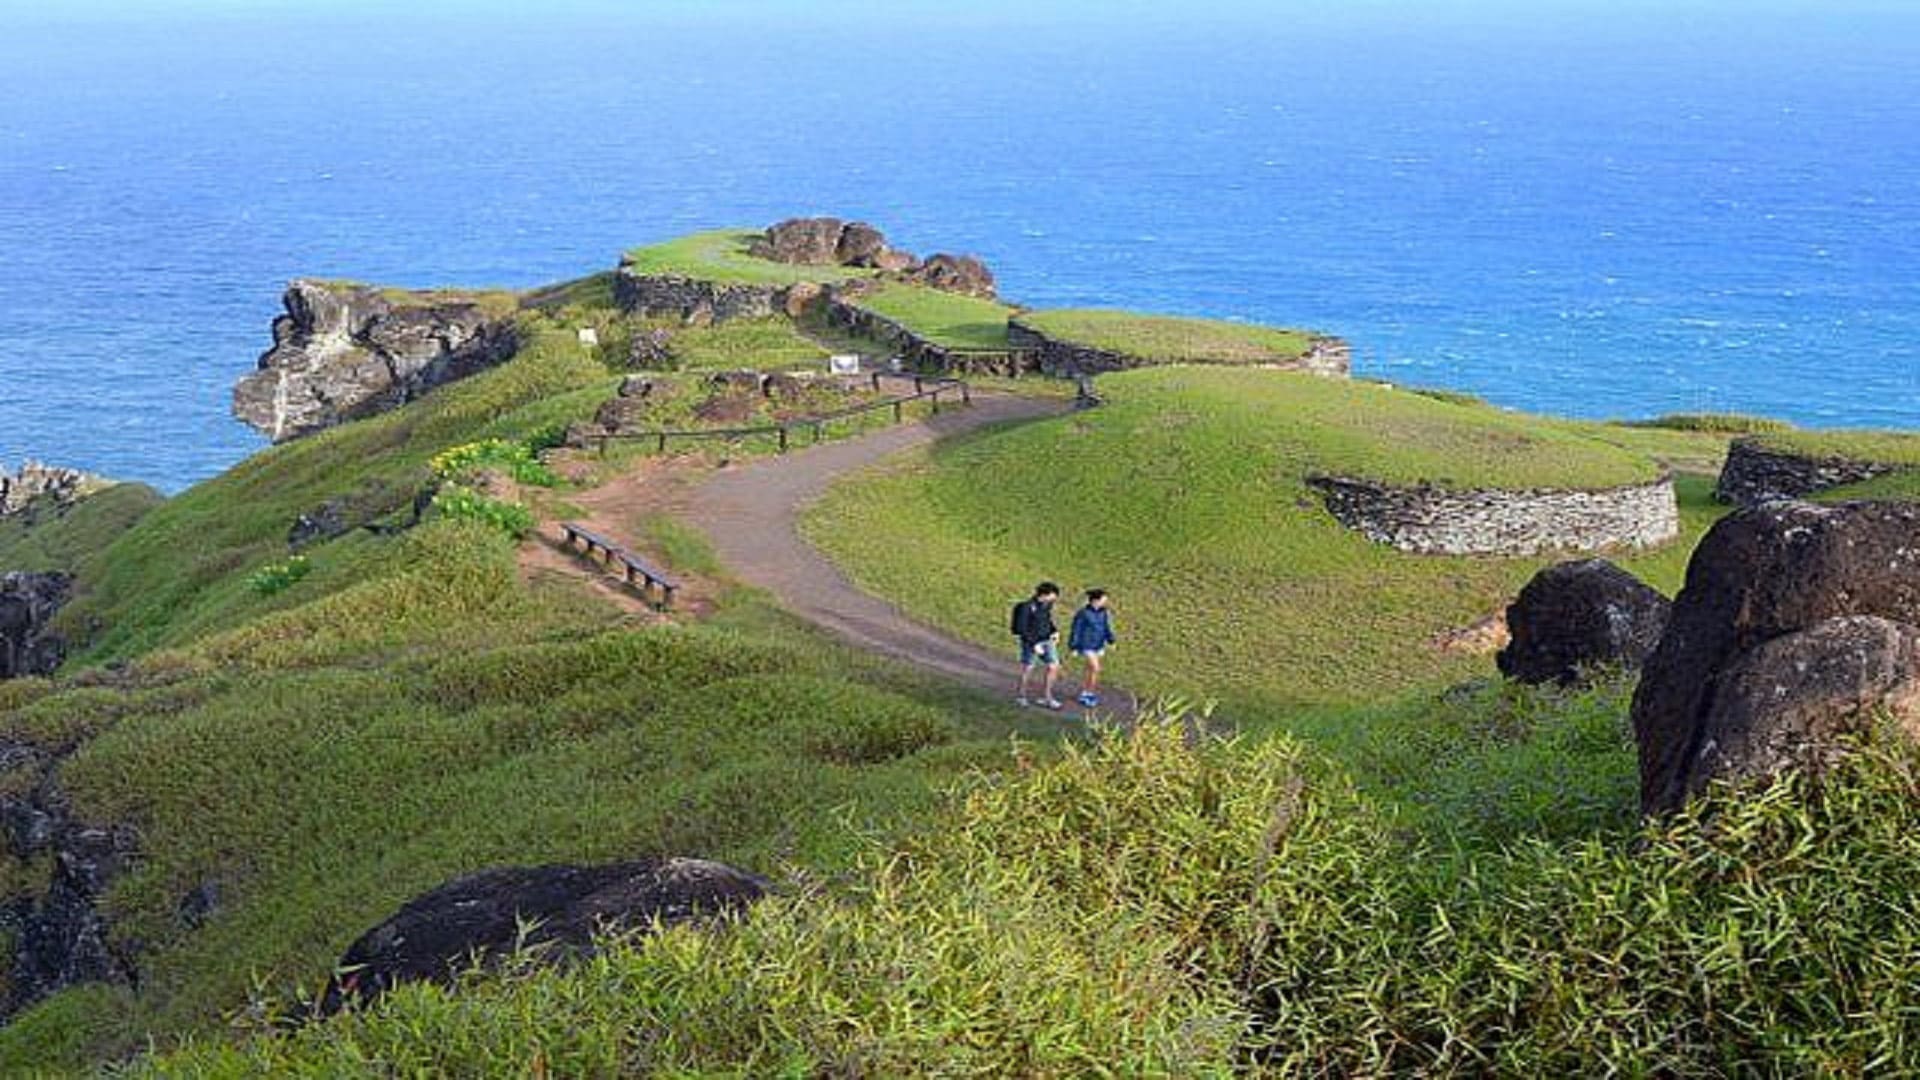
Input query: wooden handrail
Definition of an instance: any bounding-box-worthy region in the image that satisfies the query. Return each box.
[590,374,972,456]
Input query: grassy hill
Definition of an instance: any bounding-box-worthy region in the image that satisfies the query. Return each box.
[8,230,1920,1075]
[0,483,163,578]
[1017,308,1317,364]
[807,366,1719,712]
[847,282,1018,350]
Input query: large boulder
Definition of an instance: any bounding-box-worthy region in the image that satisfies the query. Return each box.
[320,858,768,1013]
[233,281,520,443]
[750,217,849,265]
[1497,559,1671,686]
[1631,500,1920,815]
[1697,616,1920,787]
[0,572,71,680]
[907,253,997,299]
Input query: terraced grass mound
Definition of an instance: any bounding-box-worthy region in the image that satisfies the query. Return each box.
[1017,308,1316,364]
[1749,428,1920,467]
[622,229,875,287]
[808,367,1718,709]
[847,283,1017,350]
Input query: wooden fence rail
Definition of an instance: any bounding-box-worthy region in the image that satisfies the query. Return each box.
[587,374,972,457]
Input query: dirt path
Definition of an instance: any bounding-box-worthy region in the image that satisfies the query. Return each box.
[536,383,1139,716]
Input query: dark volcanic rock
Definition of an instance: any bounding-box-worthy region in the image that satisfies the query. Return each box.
[627,327,678,370]
[1697,616,1920,788]
[1497,559,1671,686]
[906,253,997,299]
[0,572,71,680]
[0,784,139,1017]
[287,501,352,550]
[834,221,891,267]
[233,281,520,443]
[321,858,768,1013]
[750,216,848,264]
[1631,500,1920,815]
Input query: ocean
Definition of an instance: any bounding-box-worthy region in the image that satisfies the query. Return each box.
[3,1,1917,492]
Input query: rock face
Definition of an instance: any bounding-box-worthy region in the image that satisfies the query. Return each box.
[0,749,139,1018]
[1497,560,1671,686]
[1310,476,1681,557]
[1631,500,1920,815]
[0,463,95,518]
[612,273,788,325]
[320,857,768,1013]
[234,281,521,443]
[1715,437,1897,506]
[0,572,71,680]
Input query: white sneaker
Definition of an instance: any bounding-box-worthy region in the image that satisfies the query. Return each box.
[1016,697,1031,708]
[1042,698,1064,710]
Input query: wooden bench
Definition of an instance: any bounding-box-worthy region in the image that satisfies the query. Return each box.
[559,523,680,610]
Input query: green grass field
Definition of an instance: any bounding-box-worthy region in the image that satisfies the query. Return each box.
[806,367,1718,711]
[848,283,1017,349]
[1018,308,1316,364]
[623,229,875,287]
[652,316,831,371]
[1748,427,1920,466]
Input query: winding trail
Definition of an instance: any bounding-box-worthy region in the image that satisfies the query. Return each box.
[683,392,1067,693]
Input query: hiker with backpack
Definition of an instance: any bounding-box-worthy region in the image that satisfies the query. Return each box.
[1011,582,1064,709]
[1069,588,1117,708]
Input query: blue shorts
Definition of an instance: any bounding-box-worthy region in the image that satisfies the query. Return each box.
[1020,640,1060,668]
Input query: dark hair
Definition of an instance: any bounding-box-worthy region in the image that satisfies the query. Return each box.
[1086,588,1106,602]
[1035,582,1060,598]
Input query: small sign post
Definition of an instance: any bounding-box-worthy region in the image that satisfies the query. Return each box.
[577,327,600,348]
[829,354,861,376]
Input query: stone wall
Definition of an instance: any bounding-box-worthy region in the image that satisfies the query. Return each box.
[1006,319,1351,378]
[1309,475,1680,557]
[821,296,1032,376]
[611,270,791,323]
[1715,437,1898,506]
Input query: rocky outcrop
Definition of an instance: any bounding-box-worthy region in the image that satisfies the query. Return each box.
[1715,437,1898,506]
[904,253,996,299]
[1497,560,1671,686]
[1310,476,1680,557]
[234,281,521,443]
[320,857,768,1013]
[0,746,139,1018]
[0,463,96,518]
[1631,500,1920,816]
[0,573,71,680]
[749,217,915,272]
[1007,320,1351,378]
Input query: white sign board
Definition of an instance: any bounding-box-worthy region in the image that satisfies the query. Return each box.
[577,327,600,347]
[828,354,862,376]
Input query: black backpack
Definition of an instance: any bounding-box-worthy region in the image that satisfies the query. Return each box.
[1009,600,1030,639]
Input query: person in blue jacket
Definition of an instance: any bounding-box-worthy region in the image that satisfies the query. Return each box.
[1069,588,1117,708]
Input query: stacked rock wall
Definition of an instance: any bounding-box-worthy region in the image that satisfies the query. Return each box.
[1310,475,1680,557]
[822,296,1031,376]
[1715,437,1897,506]
[611,271,788,323]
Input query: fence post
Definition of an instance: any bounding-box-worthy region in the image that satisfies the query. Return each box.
[778,426,790,453]
[961,383,972,405]
[931,390,942,415]
[814,422,826,443]
[893,400,904,424]
[656,432,667,454]
[870,371,882,392]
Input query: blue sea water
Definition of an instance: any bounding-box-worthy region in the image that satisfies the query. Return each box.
[2,1,1917,493]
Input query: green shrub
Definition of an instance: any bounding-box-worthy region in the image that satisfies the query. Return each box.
[430,438,560,488]
[245,555,311,596]
[432,487,535,538]
[1624,412,1795,434]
